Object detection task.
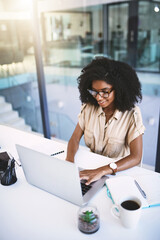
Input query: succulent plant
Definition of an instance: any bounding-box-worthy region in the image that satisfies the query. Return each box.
[80,210,97,223]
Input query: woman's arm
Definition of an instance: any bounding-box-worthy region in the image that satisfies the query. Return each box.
[66,123,84,163]
[113,134,143,170]
[80,134,143,184]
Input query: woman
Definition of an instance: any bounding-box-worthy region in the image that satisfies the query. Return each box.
[66,57,145,185]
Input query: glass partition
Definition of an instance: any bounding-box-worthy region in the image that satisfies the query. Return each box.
[107,1,160,72]
[41,8,104,69]
[0,0,159,169]
[39,1,160,168]
[136,1,160,71]
[41,11,92,68]
[107,3,129,62]
[39,5,103,141]
[0,0,43,134]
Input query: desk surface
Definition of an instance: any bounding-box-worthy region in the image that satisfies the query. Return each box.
[0,125,160,240]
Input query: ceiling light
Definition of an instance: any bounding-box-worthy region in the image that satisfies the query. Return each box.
[154,5,159,12]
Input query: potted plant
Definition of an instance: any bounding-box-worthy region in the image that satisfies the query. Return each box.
[78,206,100,234]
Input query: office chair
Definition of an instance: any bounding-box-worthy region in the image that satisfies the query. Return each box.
[0,48,13,78]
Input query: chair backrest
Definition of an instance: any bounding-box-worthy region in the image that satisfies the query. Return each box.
[0,48,14,65]
[13,50,24,63]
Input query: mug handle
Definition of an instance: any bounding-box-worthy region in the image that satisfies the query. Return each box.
[111,204,120,219]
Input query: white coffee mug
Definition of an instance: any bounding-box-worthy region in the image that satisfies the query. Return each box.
[111,196,142,229]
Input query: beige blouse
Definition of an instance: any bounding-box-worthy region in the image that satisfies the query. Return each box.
[78,104,145,159]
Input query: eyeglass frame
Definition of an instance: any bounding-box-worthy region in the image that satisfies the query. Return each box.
[87,88,114,98]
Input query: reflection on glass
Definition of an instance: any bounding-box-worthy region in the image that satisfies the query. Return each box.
[0,0,43,134]
[0,0,159,169]
[108,3,128,62]
[136,1,160,72]
[41,11,93,68]
[40,6,103,141]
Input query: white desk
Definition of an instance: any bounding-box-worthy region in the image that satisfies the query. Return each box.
[0,125,160,240]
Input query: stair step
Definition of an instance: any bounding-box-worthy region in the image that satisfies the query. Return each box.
[0,102,12,113]
[16,124,32,132]
[0,95,32,133]
[6,117,25,127]
[0,110,19,121]
[2,123,32,132]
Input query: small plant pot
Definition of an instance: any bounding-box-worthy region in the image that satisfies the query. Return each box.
[78,205,100,234]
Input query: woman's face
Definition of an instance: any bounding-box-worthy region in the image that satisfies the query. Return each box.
[91,80,115,109]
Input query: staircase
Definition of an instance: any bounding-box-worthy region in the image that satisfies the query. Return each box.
[0,95,32,132]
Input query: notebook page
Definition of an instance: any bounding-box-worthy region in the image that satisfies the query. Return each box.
[135,174,160,207]
[106,176,149,208]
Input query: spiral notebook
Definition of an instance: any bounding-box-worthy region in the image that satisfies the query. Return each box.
[105,174,160,208]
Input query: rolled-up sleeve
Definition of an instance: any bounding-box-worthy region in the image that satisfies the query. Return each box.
[127,107,145,145]
[78,104,87,131]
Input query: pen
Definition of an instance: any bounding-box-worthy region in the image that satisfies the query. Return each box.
[8,152,21,167]
[50,150,64,156]
[134,180,147,199]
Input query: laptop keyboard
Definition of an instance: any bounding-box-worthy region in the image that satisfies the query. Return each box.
[81,182,92,196]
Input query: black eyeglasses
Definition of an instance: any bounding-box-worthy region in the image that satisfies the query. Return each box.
[87,88,114,98]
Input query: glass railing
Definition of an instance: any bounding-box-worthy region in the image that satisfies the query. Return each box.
[48,110,84,145]
[0,77,38,132]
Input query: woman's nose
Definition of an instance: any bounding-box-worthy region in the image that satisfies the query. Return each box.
[95,93,103,100]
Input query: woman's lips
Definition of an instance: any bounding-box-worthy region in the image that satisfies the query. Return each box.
[98,100,107,106]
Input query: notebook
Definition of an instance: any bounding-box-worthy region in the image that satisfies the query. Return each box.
[105,175,160,208]
[16,144,107,206]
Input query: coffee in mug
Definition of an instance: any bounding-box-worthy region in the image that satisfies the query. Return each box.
[121,200,140,210]
[111,196,142,229]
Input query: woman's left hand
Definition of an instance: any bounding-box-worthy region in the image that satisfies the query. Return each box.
[80,168,104,185]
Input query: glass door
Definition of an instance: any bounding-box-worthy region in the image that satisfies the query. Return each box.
[107,1,138,67]
[136,1,160,72]
[107,0,160,72]
[107,2,129,63]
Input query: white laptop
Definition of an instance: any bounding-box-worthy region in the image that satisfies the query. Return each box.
[16,144,107,206]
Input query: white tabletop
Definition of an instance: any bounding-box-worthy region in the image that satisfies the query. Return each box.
[0,125,160,240]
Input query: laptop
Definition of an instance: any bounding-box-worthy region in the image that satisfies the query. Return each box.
[16,144,107,206]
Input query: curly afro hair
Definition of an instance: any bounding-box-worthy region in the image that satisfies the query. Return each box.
[77,57,142,112]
